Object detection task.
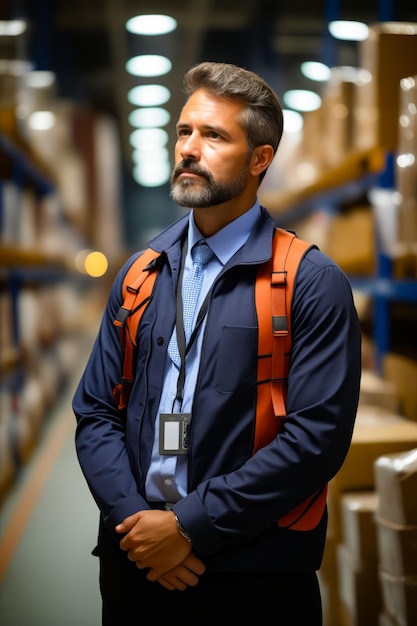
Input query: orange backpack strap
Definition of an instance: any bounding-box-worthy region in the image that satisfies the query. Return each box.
[255,228,328,531]
[113,248,161,410]
[254,229,311,452]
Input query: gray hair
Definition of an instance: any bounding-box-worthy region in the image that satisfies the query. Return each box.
[183,62,284,163]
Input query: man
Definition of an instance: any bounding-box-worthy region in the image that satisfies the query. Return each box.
[73,62,361,625]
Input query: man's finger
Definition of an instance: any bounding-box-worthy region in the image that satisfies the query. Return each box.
[185,553,206,576]
[115,511,141,534]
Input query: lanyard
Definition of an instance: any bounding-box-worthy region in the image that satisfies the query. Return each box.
[173,237,212,409]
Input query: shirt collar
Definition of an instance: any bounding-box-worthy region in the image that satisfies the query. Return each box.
[187,199,261,266]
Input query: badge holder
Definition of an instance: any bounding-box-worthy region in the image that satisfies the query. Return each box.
[159,413,191,455]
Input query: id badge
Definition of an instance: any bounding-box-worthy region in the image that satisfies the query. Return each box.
[159,413,191,455]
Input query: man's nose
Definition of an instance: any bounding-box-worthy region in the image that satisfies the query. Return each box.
[180,133,200,160]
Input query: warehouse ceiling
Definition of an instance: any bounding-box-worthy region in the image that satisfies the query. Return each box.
[7,0,415,165]
[2,0,417,246]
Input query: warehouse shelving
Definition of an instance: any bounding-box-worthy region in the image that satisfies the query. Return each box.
[0,132,55,197]
[268,147,417,370]
[0,128,85,499]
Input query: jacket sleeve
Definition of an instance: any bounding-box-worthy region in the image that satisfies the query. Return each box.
[173,249,362,555]
[72,252,150,534]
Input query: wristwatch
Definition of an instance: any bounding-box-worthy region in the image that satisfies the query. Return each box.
[174,514,192,542]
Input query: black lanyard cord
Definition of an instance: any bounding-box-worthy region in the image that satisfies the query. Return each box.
[172,238,212,409]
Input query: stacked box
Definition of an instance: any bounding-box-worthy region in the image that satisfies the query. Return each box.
[296,106,328,178]
[0,291,16,370]
[326,207,376,275]
[375,517,417,578]
[340,492,379,563]
[354,23,417,152]
[359,370,399,413]
[1,181,21,244]
[382,353,417,423]
[374,449,417,625]
[321,68,356,169]
[378,572,417,626]
[378,611,401,626]
[328,408,417,541]
[321,409,417,626]
[0,390,15,503]
[396,74,417,274]
[396,75,417,203]
[337,492,381,625]
[374,448,417,526]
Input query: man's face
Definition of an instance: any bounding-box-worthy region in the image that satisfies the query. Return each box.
[170,88,252,208]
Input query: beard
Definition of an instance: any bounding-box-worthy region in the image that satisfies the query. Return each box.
[169,159,249,208]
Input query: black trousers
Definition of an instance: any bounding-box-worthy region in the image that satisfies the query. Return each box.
[98,550,323,625]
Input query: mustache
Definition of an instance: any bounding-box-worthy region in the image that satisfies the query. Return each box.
[172,160,212,182]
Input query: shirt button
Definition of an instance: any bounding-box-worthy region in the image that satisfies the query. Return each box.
[164,478,172,486]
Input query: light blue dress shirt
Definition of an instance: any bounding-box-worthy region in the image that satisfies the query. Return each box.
[145,200,262,503]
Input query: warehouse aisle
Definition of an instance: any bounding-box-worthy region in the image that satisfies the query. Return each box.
[0,336,102,626]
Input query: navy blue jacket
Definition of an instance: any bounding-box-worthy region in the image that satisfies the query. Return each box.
[73,206,361,573]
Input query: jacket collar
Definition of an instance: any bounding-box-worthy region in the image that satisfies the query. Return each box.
[147,205,277,266]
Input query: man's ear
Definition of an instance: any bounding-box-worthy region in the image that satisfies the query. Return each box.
[250,144,275,177]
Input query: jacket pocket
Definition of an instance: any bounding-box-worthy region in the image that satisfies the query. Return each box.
[215,325,257,393]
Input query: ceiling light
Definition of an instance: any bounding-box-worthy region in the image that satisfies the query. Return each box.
[28,111,56,130]
[132,146,170,162]
[397,153,415,169]
[128,84,171,107]
[126,54,172,77]
[328,20,369,41]
[126,14,177,36]
[283,109,304,133]
[129,107,170,128]
[0,59,33,75]
[401,76,416,91]
[129,127,169,149]
[0,20,26,36]
[133,159,171,187]
[301,62,331,82]
[25,70,56,89]
[283,89,322,112]
[357,69,372,84]
[331,66,370,85]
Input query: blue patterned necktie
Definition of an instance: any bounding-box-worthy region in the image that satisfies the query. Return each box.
[168,242,214,367]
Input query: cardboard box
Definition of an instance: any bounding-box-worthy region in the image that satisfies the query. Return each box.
[320,405,417,626]
[299,106,328,176]
[379,569,417,626]
[340,492,379,563]
[383,353,417,423]
[359,370,399,414]
[374,448,417,525]
[396,75,417,204]
[326,208,376,275]
[354,23,417,151]
[376,515,417,577]
[337,543,381,626]
[395,74,417,264]
[328,407,417,541]
[0,391,15,502]
[331,407,417,495]
[321,69,355,169]
[378,611,401,626]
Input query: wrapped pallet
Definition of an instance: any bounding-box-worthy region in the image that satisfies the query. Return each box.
[374,449,417,625]
[337,492,381,626]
